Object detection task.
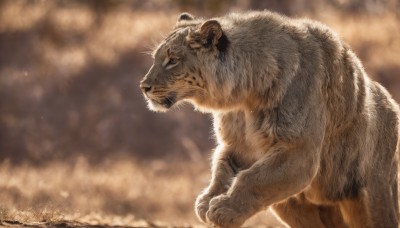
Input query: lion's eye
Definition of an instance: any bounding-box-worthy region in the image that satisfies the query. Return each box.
[168,58,179,65]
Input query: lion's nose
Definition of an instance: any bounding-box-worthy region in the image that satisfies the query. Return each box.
[140,82,152,93]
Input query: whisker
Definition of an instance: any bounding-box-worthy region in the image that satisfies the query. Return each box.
[151,38,161,48]
[166,96,173,103]
[159,32,167,40]
[140,50,154,56]
[141,44,157,56]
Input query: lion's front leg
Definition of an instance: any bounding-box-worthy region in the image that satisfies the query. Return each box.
[195,146,238,223]
[206,144,319,228]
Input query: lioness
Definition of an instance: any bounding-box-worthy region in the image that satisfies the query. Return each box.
[140,11,400,228]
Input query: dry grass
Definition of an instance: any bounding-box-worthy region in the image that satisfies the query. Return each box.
[0,158,282,227]
[0,157,206,226]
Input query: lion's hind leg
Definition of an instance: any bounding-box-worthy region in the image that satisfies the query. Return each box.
[338,183,398,228]
[337,192,370,228]
[272,194,345,228]
[351,179,399,228]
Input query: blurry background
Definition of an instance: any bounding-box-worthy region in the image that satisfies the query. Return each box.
[0,0,399,227]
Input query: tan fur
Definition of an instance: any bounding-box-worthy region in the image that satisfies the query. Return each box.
[140,11,400,228]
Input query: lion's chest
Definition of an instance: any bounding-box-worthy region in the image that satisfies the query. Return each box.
[214,111,275,167]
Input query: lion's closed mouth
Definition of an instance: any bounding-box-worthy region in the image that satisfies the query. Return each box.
[162,95,176,108]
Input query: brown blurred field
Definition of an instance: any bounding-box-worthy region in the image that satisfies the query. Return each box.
[0,0,399,227]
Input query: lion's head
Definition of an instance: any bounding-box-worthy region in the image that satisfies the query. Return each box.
[140,13,230,112]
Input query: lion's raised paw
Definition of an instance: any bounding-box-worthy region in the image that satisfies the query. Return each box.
[206,195,247,228]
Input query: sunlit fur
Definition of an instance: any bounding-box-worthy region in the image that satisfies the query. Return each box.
[140,11,400,228]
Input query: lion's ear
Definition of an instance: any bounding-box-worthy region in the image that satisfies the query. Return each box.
[199,20,223,47]
[178,12,194,22]
[187,20,224,49]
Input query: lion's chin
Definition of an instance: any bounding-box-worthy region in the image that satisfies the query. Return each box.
[147,101,170,112]
[146,97,176,112]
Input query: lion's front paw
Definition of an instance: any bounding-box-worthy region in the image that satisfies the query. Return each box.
[195,192,213,223]
[206,194,247,228]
